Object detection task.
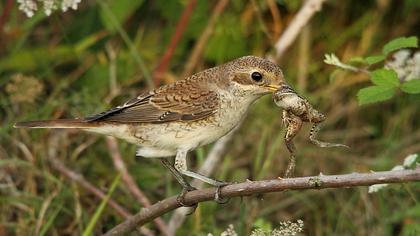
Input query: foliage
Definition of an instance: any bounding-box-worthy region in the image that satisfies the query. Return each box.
[325,36,419,105]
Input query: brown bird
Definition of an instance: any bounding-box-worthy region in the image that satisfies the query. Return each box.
[15,56,289,203]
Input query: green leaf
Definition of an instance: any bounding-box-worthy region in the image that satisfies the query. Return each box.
[100,0,145,33]
[364,55,385,65]
[401,80,420,94]
[348,56,367,64]
[371,69,400,87]
[382,36,418,55]
[357,86,396,105]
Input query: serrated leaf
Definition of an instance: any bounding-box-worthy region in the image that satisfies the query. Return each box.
[401,79,420,94]
[364,55,385,65]
[382,36,418,55]
[357,86,396,105]
[371,69,400,87]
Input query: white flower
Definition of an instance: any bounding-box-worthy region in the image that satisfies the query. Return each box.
[403,154,418,167]
[220,224,238,236]
[17,0,83,17]
[386,50,420,82]
[62,0,82,12]
[17,0,38,17]
[41,0,55,16]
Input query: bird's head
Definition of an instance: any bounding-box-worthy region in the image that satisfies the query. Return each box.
[224,56,291,96]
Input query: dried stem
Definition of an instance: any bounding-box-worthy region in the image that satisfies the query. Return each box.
[106,137,171,236]
[274,0,327,60]
[105,168,420,235]
[153,0,197,85]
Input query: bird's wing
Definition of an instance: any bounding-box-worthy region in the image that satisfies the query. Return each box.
[85,80,219,123]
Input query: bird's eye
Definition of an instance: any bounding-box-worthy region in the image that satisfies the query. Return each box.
[251,72,263,82]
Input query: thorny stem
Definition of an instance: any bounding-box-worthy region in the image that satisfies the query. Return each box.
[104,168,420,236]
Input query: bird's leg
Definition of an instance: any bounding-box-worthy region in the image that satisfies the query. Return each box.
[160,158,198,212]
[283,113,302,178]
[309,123,349,149]
[175,149,230,204]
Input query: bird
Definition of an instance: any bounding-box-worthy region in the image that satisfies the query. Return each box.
[15,55,290,204]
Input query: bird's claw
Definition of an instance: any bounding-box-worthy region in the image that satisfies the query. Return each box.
[176,185,198,214]
[214,181,232,204]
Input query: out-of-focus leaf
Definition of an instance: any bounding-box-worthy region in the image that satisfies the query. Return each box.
[349,56,367,64]
[371,69,400,87]
[365,55,385,65]
[204,15,247,63]
[99,0,145,33]
[382,36,418,55]
[0,47,76,71]
[401,79,420,94]
[357,86,396,105]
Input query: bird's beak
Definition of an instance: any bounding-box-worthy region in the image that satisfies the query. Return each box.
[265,83,293,93]
[264,84,282,92]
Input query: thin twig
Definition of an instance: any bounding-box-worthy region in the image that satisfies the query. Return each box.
[274,0,327,60]
[106,137,172,236]
[153,0,197,85]
[181,0,230,78]
[105,168,420,236]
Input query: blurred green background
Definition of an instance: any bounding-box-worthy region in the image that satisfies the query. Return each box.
[1,0,420,235]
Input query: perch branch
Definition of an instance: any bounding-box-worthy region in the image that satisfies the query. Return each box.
[105,168,420,236]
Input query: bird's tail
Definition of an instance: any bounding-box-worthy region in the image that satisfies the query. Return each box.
[14,119,97,129]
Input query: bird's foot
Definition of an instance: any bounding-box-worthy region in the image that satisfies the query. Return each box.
[176,185,198,214]
[214,181,233,204]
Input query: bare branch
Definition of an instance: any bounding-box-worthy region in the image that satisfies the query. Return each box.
[274,0,327,60]
[105,169,420,236]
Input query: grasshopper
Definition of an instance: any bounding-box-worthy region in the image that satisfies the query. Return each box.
[273,85,349,177]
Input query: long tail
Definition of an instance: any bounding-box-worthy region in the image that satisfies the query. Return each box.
[14,119,98,129]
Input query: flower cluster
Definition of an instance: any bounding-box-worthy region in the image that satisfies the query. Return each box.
[17,0,82,17]
[386,50,420,82]
[251,220,304,236]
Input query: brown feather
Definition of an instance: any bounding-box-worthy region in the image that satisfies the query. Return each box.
[85,75,220,124]
[14,119,98,128]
